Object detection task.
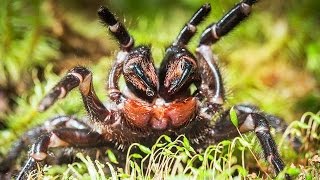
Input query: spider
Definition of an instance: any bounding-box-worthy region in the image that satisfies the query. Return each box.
[0,0,294,179]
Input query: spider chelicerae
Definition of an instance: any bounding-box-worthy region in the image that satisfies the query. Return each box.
[0,0,296,179]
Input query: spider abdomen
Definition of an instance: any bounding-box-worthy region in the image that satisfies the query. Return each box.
[123,97,197,130]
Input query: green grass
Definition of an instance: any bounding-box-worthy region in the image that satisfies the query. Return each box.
[23,111,319,179]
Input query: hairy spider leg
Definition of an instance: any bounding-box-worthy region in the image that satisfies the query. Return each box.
[196,45,224,115]
[0,116,88,178]
[235,104,302,151]
[107,50,128,103]
[38,67,111,122]
[98,6,137,103]
[98,6,134,51]
[207,104,288,177]
[195,0,259,114]
[174,3,211,46]
[263,114,302,152]
[193,0,288,177]
[17,128,105,180]
[199,0,258,45]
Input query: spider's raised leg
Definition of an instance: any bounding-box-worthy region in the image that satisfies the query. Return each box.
[195,0,259,114]
[16,128,108,180]
[98,6,134,51]
[158,4,212,99]
[205,104,289,177]
[0,116,88,177]
[98,6,135,103]
[39,66,111,122]
[200,0,258,45]
[174,3,211,46]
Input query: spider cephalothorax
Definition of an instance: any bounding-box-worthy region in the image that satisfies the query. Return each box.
[1,0,296,179]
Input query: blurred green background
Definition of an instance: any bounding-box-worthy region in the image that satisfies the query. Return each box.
[0,0,319,123]
[0,0,319,178]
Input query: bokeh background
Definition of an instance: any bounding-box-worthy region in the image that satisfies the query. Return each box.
[0,0,319,178]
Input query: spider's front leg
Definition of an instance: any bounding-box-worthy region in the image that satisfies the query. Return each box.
[195,0,260,112]
[195,45,224,116]
[200,0,258,45]
[39,66,112,122]
[194,0,289,177]
[98,6,135,104]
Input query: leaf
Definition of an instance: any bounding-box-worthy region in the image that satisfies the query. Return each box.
[184,149,192,157]
[131,153,143,159]
[163,149,174,156]
[137,144,152,154]
[164,135,172,142]
[239,137,251,148]
[155,143,166,148]
[306,174,312,180]
[295,121,309,129]
[106,150,119,164]
[286,167,300,176]
[176,146,184,152]
[220,140,231,146]
[183,136,190,149]
[207,154,214,160]
[229,106,239,127]
[198,155,204,161]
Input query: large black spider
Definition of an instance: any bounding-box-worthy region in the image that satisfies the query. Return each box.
[0,0,295,179]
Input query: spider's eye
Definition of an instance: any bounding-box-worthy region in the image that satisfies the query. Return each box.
[159,46,197,98]
[123,46,158,100]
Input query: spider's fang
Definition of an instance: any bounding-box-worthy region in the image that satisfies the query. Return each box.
[131,64,156,97]
[168,62,193,94]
